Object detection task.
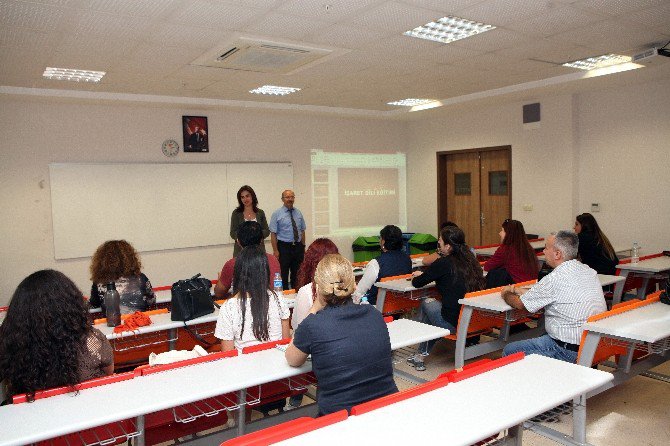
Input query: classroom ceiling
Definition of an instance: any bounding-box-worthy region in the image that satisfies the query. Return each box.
[1,0,669,115]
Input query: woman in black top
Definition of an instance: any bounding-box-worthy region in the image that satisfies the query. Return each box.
[574,213,618,275]
[407,226,484,371]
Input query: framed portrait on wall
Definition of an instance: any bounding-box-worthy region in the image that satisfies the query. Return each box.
[182,116,209,152]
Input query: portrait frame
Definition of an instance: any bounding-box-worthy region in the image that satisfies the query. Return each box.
[182,116,209,153]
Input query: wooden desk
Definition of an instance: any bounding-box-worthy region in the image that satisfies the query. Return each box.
[475,240,546,258]
[275,355,613,446]
[455,274,623,368]
[616,256,670,299]
[579,300,670,392]
[0,319,447,446]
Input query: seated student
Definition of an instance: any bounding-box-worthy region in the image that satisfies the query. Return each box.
[0,270,114,402]
[292,238,339,331]
[574,213,618,275]
[285,254,398,415]
[407,226,485,372]
[89,240,156,315]
[215,221,281,299]
[421,221,459,266]
[501,231,606,363]
[483,219,539,288]
[353,225,412,305]
[214,246,290,352]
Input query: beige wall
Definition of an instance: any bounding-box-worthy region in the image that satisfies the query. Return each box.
[2,76,669,305]
[0,97,408,304]
[406,77,670,255]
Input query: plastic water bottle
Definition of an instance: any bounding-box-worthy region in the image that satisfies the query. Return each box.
[631,242,640,264]
[273,272,283,292]
[104,282,121,327]
[360,296,370,305]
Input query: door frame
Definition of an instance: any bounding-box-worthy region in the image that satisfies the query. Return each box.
[436,145,512,241]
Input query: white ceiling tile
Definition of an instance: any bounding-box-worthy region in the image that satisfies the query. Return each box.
[0,26,63,51]
[506,5,607,37]
[278,0,381,22]
[623,2,670,31]
[147,25,228,50]
[243,12,333,40]
[399,0,488,15]
[71,10,154,39]
[448,28,529,52]
[306,24,385,49]
[0,0,73,32]
[460,0,557,26]
[495,40,598,64]
[88,0,180,17]
[430,44,483,64]
[348,1,446,35]
[576,0,669,17]
[167,0,263,30]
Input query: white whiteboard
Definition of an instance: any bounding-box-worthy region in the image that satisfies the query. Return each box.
[49,162,293,259]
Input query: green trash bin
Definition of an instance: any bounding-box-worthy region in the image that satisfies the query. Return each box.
[408,233,438,255]
[352,236,381,263]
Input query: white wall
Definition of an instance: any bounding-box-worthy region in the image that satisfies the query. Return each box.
[406,77,670,255]
[0,97,408,305]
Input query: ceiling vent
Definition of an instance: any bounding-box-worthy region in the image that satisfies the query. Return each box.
[192,37,334,74]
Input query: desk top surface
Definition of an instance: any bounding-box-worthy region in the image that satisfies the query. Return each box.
[0,319,447,446]
[617,255,670,272]
[276,354,613,446]
[374,277,435,292]
[583,301,670,343]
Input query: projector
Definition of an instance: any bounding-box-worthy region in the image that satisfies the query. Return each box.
[632,46,670,65]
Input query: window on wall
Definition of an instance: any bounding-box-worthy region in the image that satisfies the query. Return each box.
[454,172,471,195]
[489,171,508,195]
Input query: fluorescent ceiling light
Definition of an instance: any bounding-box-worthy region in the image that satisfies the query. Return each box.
[562,54,631,70]
[42,67,105,82]
[387,98,437,107]
[249,85,301,95]
[581,62,644,78]
[404,16,496,44]
[410,101,443,112]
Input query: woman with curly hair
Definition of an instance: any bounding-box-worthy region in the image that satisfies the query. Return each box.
[89,240,156,315]
[291,238,339,331]
[0,270,113,402]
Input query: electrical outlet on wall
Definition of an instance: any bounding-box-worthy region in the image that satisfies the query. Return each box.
[522,204,533,211]
[591,203,600,212]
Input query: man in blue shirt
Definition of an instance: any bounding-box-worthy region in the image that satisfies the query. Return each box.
[270,190,307,289]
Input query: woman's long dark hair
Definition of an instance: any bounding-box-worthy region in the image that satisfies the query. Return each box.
[501,219,539,277]
[235,185,259,213]
[576,213,616,260]
[0,270,91,401]
[440,227,485,292]
[233,246,272,341]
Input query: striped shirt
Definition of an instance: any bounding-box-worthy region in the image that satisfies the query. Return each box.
[520,259,606,345]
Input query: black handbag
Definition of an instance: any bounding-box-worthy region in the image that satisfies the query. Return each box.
[171,274,215,321]
[660,276,670,305]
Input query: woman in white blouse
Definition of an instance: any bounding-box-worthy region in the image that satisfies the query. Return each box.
[215,246,290,352]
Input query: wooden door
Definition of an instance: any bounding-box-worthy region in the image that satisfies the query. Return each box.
[437,147,511,247]
[480,149,511,245]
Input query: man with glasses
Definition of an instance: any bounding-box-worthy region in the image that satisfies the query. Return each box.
[270,190,306,289]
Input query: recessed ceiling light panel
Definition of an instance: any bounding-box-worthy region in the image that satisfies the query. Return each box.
[404,16,496,44]
[562,54,631,70]
[42,67,105,82]
[249,85,301,95]
[387,98,437,107]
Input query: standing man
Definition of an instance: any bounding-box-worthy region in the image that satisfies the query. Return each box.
[270,190,306,289]
[501,230,606,363]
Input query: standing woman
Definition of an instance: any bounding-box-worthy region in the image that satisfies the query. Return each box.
[0,270,113,402]
[484,219,539,288]
[408,226,485,371]
[574,213,618,275]
[285,254,398,415]
[89,240,156,315]
[214,246,290,352]
[230,185,270,257]
[292,238,339,331]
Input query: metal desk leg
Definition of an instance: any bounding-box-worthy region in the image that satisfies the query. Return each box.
[578,332,601,367]
[236,389,247,437]
[454,306,473,368]
[611,279,624,306]
[572,394,587,445]
[375,289,387,312]
[507,423,523,446]
[136,414,145,446]
[168,328,177,350]
[638,276,650,299]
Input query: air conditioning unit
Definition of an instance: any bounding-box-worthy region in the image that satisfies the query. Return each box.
[632,47,670,65]
[191,37,336,74]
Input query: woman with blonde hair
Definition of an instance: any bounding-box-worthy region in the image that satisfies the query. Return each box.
[285,254,397,415]
[89,240,156,315]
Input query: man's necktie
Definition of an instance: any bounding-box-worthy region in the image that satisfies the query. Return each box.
[289,208,299,243]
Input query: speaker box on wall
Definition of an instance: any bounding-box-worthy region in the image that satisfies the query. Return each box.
[523,103,541,123]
